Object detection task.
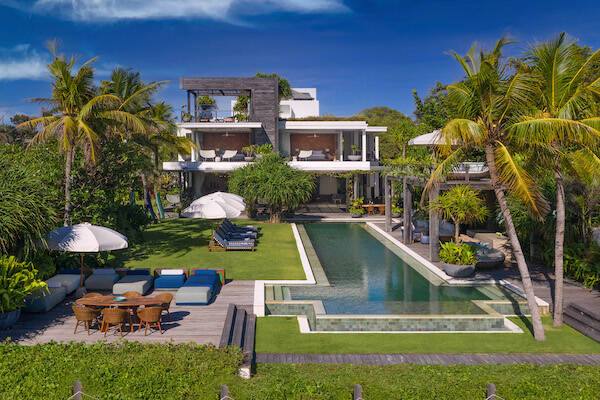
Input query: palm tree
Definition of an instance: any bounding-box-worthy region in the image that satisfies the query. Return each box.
[19,46,144,226]
[428,185,490,243]
[508,33,600,326]
[425,37,549,341]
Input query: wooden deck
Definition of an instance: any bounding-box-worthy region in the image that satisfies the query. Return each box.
[0,280,255,345]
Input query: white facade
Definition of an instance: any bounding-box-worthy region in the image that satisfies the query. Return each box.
[279,88,319,119]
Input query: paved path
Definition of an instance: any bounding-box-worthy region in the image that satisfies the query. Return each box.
[256,353,600,365]
[0,280,255,345]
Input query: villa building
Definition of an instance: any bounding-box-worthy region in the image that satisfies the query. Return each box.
[162,77,387,205]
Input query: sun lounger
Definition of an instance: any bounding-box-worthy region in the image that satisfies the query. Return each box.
[175,269,221,305]
[212,231,255,251]
[112,269,154,295]
[46,269,82,294]
[217,225,257,240]
[85,269,120,291]
[154,269,188,290]
[23,284,66,313]
[223,218,258,232]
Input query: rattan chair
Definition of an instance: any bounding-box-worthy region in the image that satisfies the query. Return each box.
[101,308,129,337]
[156,293,173,321]
[82,292,103,299]
[137,307,163,336]
[122,291,142,298]
[72,305,101,335]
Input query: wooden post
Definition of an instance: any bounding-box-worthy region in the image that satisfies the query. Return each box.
[220,385,229,399]
[486,383,496,398]
[186,91,191,115]
[403,177,412,244]
[72,380,82,400]
[385,176,392,232]
[353,384,363,400]
[429,184,440,262]
[353,174,359,200]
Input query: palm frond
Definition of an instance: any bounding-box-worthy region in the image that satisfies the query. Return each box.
[509,117,600,147]
[421,147,466,204]
[79,94,122,120]
[100,110,146,135]
[119,81,169,110]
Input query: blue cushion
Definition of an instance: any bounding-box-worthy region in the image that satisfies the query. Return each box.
[58,269,81,275]
[127,269,150,275]
[185,273,218,291]
[155,275,186,289]
[193,269,217,276]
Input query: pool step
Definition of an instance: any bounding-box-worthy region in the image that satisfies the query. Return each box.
[265,286,274,301]
[219,304,256,378]
[273,286,284,301]
[282,287,292,301]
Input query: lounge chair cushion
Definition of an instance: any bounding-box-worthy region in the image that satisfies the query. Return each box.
[174,285,212,305]
[112,275,154,295]
[46,274,80,294]
[85,271,120,290]
[161,269,185,276]
[58,269,81,275]
[93,268,117,275]
[126,269,151,276]
[154,275,186,290]
[23,286,67,312]
[185,270,219,291]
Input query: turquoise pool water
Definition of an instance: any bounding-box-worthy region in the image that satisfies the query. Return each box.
[289,223,514,315]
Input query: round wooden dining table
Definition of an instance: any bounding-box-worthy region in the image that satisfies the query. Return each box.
[76,295,164,333]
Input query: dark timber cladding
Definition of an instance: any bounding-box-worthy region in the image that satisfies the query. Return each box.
[180,77,279,148]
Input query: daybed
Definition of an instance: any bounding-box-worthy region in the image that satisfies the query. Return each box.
[211,231,255,251]
[85,269,120,291]
[23,284,67,312]
[46,269,82,294]
[217,225,257,240]
[112,269,154,295]
[175,269,221,305]
[154,269,188,290]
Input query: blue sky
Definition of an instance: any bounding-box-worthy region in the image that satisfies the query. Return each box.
[1,0,599,120]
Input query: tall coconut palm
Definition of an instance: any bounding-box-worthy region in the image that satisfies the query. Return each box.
[508,33,600,326]
[425,37,549,341]
[19,46,144,226]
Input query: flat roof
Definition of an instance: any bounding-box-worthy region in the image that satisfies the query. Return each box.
[176,122,263,130]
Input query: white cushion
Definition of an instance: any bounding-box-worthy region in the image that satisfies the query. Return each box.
[47,281,62,288]
[94,269,116,275]
[161,269,185,276]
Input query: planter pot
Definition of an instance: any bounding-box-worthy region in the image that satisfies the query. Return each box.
[0,309,21,330]
[442,262,475,278]
[351,213,363,218]
[255,154,263,160]
[182,116,192,123]
[392,212,401,218]
[347,155,362,161]
[244,156,255,162]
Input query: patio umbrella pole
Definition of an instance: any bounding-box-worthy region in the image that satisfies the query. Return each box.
[80,253,84,287]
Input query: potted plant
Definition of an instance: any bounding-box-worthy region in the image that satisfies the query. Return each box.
[349,197,365,218]
[197,95,216,110]
[391,205,402,218]
[439,242,476,277]
[347,145,362,161]
[182,113,192,123]
[0,256,47,330]
[255,144,273,160]
[242,145,256,161]
[235,113,248,122]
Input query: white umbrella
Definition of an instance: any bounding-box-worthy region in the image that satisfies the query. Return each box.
[182,201,242,219]
[192,192,246,211]
[408,129,458,147]
[46,223,128,293]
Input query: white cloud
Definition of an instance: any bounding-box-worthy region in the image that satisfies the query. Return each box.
[0,44,48,81]
[11,0,348,23]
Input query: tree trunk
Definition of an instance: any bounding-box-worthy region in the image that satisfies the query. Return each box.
[63,148,74,226]
[454,220,460,243]
[270,208,282,223]
[140,172,150,210]
[485,145,546,341]
[553,167,565,327]
[529,231,535,261]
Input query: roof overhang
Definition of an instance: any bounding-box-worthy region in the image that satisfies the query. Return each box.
[280,120,368,131]
[177,122,263,130]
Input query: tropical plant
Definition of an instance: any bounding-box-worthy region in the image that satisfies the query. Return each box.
[424,37,548,340]
[197,95,216,105]
[229,154,315,223]
[242,144,256,157]
[255,143,273,155]
[439,242,477,265]
[0,144,58,256]
[508,33,600,326]
[351,145,359,155]
[0,256,47,313]
[349,197,365,215]
[392,205,402,214]
[18,45,145,226]
[428,186,490,243]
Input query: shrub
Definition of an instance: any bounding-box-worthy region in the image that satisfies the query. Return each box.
[0,255,47,313]
[439,241,476,265]
[255,143,273,155]
[349,197,365,215]
[29,250,56,280]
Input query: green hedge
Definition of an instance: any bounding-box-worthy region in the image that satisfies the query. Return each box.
[1,341,599,399]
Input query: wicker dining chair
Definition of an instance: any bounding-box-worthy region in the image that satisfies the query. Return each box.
[136,307,163,336]
[101,308,129,337]
[82,292,103,299]
[122,291,142,298]
[72,306,101,335]
[156,293,173,321]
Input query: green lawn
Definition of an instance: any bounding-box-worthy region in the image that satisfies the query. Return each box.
[256,316,600,354]
[2,342,599,399]
[114,219,305,280]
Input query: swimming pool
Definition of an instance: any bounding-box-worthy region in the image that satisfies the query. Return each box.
[264,223,530,332]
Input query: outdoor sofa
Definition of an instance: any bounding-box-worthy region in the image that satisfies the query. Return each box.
[85,268,120,291]
[46,269,82,294]
[211,231,255,251]
[154,268,188,290]
[112,269,154,295]
[175,269,221,305]
[23,283,66,313]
